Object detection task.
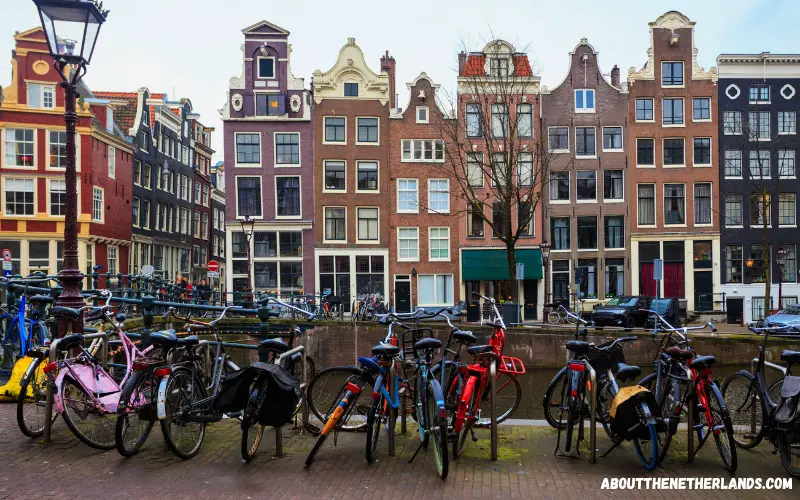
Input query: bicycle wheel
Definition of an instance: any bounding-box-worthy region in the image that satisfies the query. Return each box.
[241,385,266,462]
[704,381,737,472]
[17,357,51,437]
[777,428,800,478]
[564,383,577,452]
[721,371,763,448]
[542,367,567,429]
[60,376,116,450]
[427,381,448,479]
[639,372,678,464]
[365,387,383,464]
[632,419,659,471]
[115,370,158,457]
[307,366,370,431]
[565,312,578,325]
[477,371,521,427]
[305,386,358,467]
[160,368,207,459]
[547,311,561,324]
[454,375,478,459]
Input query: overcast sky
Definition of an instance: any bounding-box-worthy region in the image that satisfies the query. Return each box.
[3,0,799,162]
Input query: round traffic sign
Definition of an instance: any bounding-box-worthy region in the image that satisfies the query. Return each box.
[207,260,220,272]
[2,249,11,261]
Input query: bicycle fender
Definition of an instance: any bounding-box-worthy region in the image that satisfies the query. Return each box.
[639,401,657,426]
[428,379,447,422]
[156,375,170,420]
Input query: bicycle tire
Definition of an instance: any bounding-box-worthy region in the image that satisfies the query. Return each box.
[565,313,578,325]
[639,371,677,464]
[427,381,448,479]
[454,375,478,459]
[60,376,116,450]
[115,369,157,457]
[307,366,370,431]
[476,371,522,427]
[547,311,561,324]
[365,387,383,464]
[564,387,577,452]
[777,427,800,478]
[704,381,737,472]
[305,387,357,467]
[16,357,51,437]
[721,371,763,449]
[632,420,659,471]
[241,385,266,462]
[160,368,208,459]
[543,367,567,429]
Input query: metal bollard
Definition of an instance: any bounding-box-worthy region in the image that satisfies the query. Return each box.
[588,365,597,463]
[388,360,396,456]
[490,358,498,461]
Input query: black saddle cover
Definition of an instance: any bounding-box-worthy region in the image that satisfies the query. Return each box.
[776,375,800,425]
[609,385,664,440]
[213,362,301,427]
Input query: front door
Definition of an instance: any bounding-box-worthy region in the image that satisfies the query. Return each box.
[694,271,713,311]
[553,273,570,307]
[395,280,411,313]
[337,274,351,313]
[727,298,744,324]
[523,279,538,320]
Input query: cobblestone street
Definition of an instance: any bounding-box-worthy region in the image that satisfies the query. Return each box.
[0,404,794,499]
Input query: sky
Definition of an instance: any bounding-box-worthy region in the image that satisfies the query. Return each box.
[2,0,800,163]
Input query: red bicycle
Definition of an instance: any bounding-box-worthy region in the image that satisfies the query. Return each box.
[448,292,525,458]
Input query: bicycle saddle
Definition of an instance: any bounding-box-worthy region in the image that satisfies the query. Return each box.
[414,337,442,353]
[467,344,493,356]
[453,330,477,344]
[51,306,81,319]
[28,295,54,304]
[614,363,642,381]
[565,340,591,354]
[689,355,716,370]
[372,343,400,357]
[781,350,800,363]
[358,356,381,373]
[665,346,694,360]
[149,331,177,346]
[56,333,84,351]
[259,338,290,353]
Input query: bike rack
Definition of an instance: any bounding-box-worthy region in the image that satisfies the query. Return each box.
[275,345,308,458]
[490,358,498,460]
[587,365,598,464]
[388,361,397,457]
[43,332,110,445]
[684,365,696,463]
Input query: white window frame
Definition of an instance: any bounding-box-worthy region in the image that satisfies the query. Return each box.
[428,179,450,214]
[692,97,712,122]
[92,187,104,223]
[601,126,624,152]
[635,98,655,123]
[47,178,67,217]
[274,175,302,219]
[2,177,36,217]
[576,170,598,204]
[131,197,140,228]
[417,274,454,307]
[107,246,119,275]
[428,227,450,262]
[397,227,419,262]
[693,137,713,167]
[273,132,301,167]
[46,130,73,172]
[355,206,380,244]
[663,137,686,168]
[603,169,625,203]
[574,89,596,113]
[401,139,445,163]
[107,145,116,179]
[323,116,347,145]
[322,159,347,193]
[779,149,796,179]
[3,128,37,170]
[27,83,56,109]
[396,178,419,213]
[355,116,380,146]
[233,132,262,168]
[323,206,347,244]
[355,160,380,194]
[574,126,597,158]
[466,153,484,187]
[694,182,714,227]
[234,175,263,219]
[724,149,744,179]
[662,97,685,127]
[416,106,429,124]
[549,171,570,204]
[778,111,797,136]
[779,193,797,227]
[636,138,656,168]
[661,61,685,88]
[637,183,657,228]
[141,199,151,229]
[663,183,687,227]
[547,126,569,154]
[256,56,276,79]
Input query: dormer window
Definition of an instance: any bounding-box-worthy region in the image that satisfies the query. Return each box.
[28,83,55,109]
[416,106,429,124]
[106,107,114,132]
[489,58,509,77]
[344,82,358,97]
[575,89,595,113]
[258,57,275,79]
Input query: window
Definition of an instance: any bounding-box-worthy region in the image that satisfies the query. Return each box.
[551,218,570,250]
[4,129,35,167]
[141,200,150,228]
[418,274,454,306]
[401,139,444,162]
[636,138,655,166]
[778,111,796,134]
[779,150,796,177]
[466,202,485,238]
[429,227,450,261]
[397,179,418,212]
[576,259,597,298]
[780,244,797,283]
[278,232,302,257]
[548,127,569,152]
[357,208,379,241]
[466,153,484,187]
[324,207,346,241]
[693,138,711,165]
[491,103,508,138]
[193,211,200,237]
[466,104,482,138]
[257,57,274,78]
[323,160,345,191]
[28,83,55,109]
[357,117,379,143]
[92,187,103,222]
[428,179,449,213]
[104,145,116,178]
[49,131,66,168]
[664,184,685,225]
[725,194,743,226]
[142,164,151,189]
[235,133,260,165]
[750,193,771,227]
[726,245,743,283]
[516,104,533,138]
[605,258,625,298]
[139,131,149,151]
[603,170,623,200]
[489,58,509,76]
[519,202,533,236]
[344,82,358,96]
[749,111,770,140]
[605,216,624,248]
[575,89,595,112]
[49,179,66,216]
[576,171,596,201]
[324,117,346,143]
[636,98,654,121]
[694,183,712,225]
[236,177,262,217]
[517,153,532,186]
[3,178,34,215]
[749,150,771,178]
[750,245,767,283]
[492,202,508,238]
[275,133,300,165]
[575,127,596,156]
[749,84,770,103]
[255,94,282,117]
[416,106,429,124]
[276,177,301,217]
[602,127,623,151]
[663,98,684,125]
[550,171,569,201]
[779,193,796,226]
[724,150,742,177]
[662,62,683,86]
[577,217,597,249]
[107,247,118,276]
[356,161,378,191]
[490,153,508,187]
[638,184,655,225]
[723,111,742,135]
[692,97,711,121]
[664,138,685,166]
[398,227,419,261]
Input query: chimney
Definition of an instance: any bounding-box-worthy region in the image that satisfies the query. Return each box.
[380,50,396,109]
[458,51,467,75]
[611,65,620,88]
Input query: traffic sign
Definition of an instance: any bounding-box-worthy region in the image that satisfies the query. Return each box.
[207,260,220,272]
[653,259,664,281]
[3,261,12,271]
[207,271,220,278]
[2,248,11,261]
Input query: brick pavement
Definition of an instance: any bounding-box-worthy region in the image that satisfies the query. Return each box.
[0,404,794,499]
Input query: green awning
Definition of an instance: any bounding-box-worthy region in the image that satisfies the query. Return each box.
[461,248,543,281]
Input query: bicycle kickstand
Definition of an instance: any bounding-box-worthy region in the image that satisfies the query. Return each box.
[600,440,622,458]
[407,438,426,464]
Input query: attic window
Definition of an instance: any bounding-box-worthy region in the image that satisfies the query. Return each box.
[489,58,509,77]
[344,82,358,97]
[416,106,429,124]
[258,57,275,78]
[106,107,114,132]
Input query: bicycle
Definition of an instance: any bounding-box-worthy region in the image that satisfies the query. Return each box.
[546,302,580,325]
[638,310,736,471]
[722,324,800,477]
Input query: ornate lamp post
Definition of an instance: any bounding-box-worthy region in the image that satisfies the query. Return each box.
[33,0,108,334]
[239,215,255,300]
[540,240,551,311]
[777,249,788,310]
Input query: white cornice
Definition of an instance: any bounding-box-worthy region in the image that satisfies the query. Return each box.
[312,37,390,105]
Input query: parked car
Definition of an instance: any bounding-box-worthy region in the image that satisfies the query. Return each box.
[592,296,652,330]
[647,298,681,329]
[763,305,800,330]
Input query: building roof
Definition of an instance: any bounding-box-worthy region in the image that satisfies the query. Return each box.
[460,53,534,77]
[93,91,138,132]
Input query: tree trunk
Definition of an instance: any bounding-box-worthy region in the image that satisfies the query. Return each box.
[763,192,771,315]
[506,243,518,304]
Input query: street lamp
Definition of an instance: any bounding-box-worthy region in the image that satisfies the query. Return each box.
[777,249,788,309]
[239,214,255,300]
[540,240,551,308]
[33,0,108,334]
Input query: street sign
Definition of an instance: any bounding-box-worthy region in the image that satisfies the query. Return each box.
[207,271,220,278]
[207,260,220,272]
[2,261,12,271]
[515,263,525,280]
[141,265,155,277]
[653,259,664,281]
[2,248,11,261]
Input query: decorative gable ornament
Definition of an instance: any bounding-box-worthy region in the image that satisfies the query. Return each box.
[231,94,243,111]
[290,94,302,112]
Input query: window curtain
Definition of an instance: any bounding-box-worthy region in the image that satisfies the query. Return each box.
[638,185,655,224]
[664,263,685,298]
[277,178,300,215]
[694,184,712,224]
[640,263,656,296]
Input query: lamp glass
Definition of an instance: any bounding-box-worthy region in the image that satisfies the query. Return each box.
[36,1,105,65]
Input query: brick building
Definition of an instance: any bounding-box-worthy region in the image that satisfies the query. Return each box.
[190,116,213,282]
[388,73,458,312]
[312,38,394,310]
[0,28,133,277]
[627,11,720,313]
[541,38,629,311]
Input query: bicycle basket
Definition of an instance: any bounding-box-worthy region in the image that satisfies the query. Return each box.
[585,342,626,372]
[324,295,342,306]
[213,367,258,414]
[401,328,433,361]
